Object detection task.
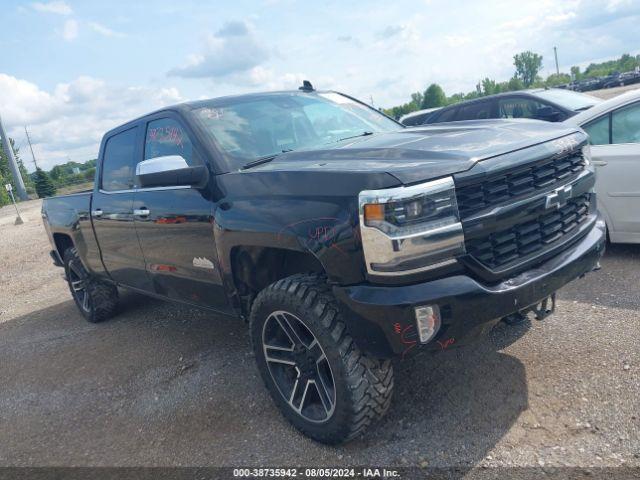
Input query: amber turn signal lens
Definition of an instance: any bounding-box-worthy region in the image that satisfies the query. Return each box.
[364,204,385,225]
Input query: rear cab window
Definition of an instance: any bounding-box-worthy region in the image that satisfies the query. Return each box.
[101,127,138,191]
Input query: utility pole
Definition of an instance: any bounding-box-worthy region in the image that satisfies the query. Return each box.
[0,113,28,201]
[4,184,24,224]
[554,46,560,76]
[24,126,39,170]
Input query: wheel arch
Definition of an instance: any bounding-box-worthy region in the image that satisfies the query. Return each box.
[53,233,74,259]
[229,245,326,316]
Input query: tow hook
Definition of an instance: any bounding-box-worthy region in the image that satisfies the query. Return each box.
[581,261,602,279]
[502,293,557,325]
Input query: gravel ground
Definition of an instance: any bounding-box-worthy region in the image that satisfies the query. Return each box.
[0,199,638,470]
[589,84,640,100]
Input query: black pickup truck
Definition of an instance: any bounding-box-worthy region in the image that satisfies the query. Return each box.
[42,86,606,444]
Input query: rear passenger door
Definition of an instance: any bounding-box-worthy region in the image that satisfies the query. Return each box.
[91,125,152,290]
[132,114,230,312]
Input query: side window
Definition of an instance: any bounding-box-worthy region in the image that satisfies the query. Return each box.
[144,118,198,166]
[612,102,640,144]
[498,97,553,119]
[101,127,138,191]
[456,101,494,121]
[583,115,610,145]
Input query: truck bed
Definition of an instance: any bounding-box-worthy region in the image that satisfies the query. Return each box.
[42,191,98,270]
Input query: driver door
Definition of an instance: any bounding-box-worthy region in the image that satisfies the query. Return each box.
[132,114,231,312]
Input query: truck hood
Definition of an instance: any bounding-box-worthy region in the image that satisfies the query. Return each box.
[249,119,583,185]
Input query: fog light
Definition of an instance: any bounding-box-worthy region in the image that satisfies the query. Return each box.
[414,305,441,343]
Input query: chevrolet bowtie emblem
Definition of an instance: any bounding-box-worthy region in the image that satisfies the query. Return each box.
[545,184,573,210]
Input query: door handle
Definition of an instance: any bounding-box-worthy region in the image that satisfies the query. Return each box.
[91,209,103,217]
[134,208,150,216]
[592,160,608,166]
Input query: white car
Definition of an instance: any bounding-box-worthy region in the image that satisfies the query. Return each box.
[565,88,640,243]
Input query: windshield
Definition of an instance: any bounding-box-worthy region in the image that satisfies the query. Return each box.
[190,92,400,168]
[533,89,601,111]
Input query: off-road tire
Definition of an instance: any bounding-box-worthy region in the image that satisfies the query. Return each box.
[249,273,394,444]
[63,247,118,323]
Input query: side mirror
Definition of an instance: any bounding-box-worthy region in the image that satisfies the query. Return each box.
[136,155,207,188]
[535,106,563,122]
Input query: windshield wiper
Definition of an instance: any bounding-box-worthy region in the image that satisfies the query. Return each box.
[338,131,374,142]
[241,149,293,170]
[575,106,594,111]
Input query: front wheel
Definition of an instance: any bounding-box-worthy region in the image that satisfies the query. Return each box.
[63,247,118,323]
[250,273,394,444]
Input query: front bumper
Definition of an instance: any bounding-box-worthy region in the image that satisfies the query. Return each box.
[334,216,606,359]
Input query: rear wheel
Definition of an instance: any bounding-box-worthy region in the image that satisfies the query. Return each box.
[250,273,394,444]
[63,247,118,323]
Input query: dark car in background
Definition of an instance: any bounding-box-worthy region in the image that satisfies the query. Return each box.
[424,88,601,124]
[602,71,640,89]
[399,107,441,126]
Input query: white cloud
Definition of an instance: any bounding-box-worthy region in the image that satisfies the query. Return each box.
[31,1,72,15]
[87,22,126,38]
[0,74,184,170]
[62,19,78,41]
[376,25,405,39]
[169,20,269,78]
[444,35,472,47]
[606,0,633,12]
[547,11,577,23]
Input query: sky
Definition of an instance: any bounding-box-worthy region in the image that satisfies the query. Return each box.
[0,0,638,171]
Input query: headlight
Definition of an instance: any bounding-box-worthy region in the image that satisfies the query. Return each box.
[359,177,465,276]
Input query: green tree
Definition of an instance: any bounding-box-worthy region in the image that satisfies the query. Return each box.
[421,83,447,108]
[33,167,56,198]
[507,76,525,91]
[0,173,9,206]
[447,93,465,104]
[50,165,65,181]
[84,167,96,181]
[384,90,428,119]
[545,73,571,87]
[0,137,34,199]
[513,51,543,87]
[570,66,581,81]
[481,78,498,96]
[410,92,423,109]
